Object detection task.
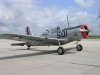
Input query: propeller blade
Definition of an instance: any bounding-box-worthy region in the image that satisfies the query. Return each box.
[80,29,90,32]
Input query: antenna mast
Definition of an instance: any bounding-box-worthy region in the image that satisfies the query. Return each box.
[98,9,100,18]
[66,15,69,28]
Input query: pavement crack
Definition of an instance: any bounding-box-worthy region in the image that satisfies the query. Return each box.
[70,62,100,67]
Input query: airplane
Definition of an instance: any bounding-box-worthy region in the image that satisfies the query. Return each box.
[0,24,90,55]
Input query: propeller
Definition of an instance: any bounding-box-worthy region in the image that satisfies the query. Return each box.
[80,29,90,35]
[80,29,90,32]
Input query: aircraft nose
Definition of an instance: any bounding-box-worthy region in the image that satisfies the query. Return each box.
[80,24,89,39]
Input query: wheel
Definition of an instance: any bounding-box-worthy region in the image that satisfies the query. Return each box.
[57,47,65,55]
[27,45,31,50]
[27,47,30,50]
[76,44,83,51]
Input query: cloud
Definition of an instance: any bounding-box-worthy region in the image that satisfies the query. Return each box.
[0,0,98,35]
[74,0,95,8]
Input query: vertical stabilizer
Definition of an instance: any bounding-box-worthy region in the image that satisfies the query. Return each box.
[25,26,32,35]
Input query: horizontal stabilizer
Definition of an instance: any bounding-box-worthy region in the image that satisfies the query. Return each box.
[11,43,25,46]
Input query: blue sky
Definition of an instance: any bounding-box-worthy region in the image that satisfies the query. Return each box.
[38,0,99,15]
[0,0,100,35]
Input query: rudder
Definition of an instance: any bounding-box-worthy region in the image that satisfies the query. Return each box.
[25,26,32,35]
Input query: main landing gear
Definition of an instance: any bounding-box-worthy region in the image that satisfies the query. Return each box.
[57,47,65,55]
[76,44,83,51]
[75,41,83,51]
[57,40,83,55]
[57,40,65,55]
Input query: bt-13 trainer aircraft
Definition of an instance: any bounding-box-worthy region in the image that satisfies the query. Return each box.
[0,24,89,55]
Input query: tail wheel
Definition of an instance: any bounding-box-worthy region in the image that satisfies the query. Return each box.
[57,47,65,55]
[76,44,83,51]
[27,45,31,50]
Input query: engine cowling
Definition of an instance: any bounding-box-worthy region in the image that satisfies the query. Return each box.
[80,24,89,39]
[67,24,90,42]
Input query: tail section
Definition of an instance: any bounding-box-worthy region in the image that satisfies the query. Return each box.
[25,26,32,35]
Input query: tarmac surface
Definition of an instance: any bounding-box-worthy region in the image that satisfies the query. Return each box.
[0,39,100,75]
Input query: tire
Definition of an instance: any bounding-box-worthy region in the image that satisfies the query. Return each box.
[76,44,83,51]
[57,47,65,55]
[27,45,31,50]
[27,47,30,50]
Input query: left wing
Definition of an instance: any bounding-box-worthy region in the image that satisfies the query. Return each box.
[0,34,68,45]
[0,34,46,42]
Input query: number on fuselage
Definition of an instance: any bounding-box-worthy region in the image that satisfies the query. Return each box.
[57,27,67,39]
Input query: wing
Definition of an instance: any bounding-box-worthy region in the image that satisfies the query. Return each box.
[0,34,68,45]
[0,34,45,42]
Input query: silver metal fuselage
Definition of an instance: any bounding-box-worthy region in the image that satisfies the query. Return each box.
[29,25,84,46]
